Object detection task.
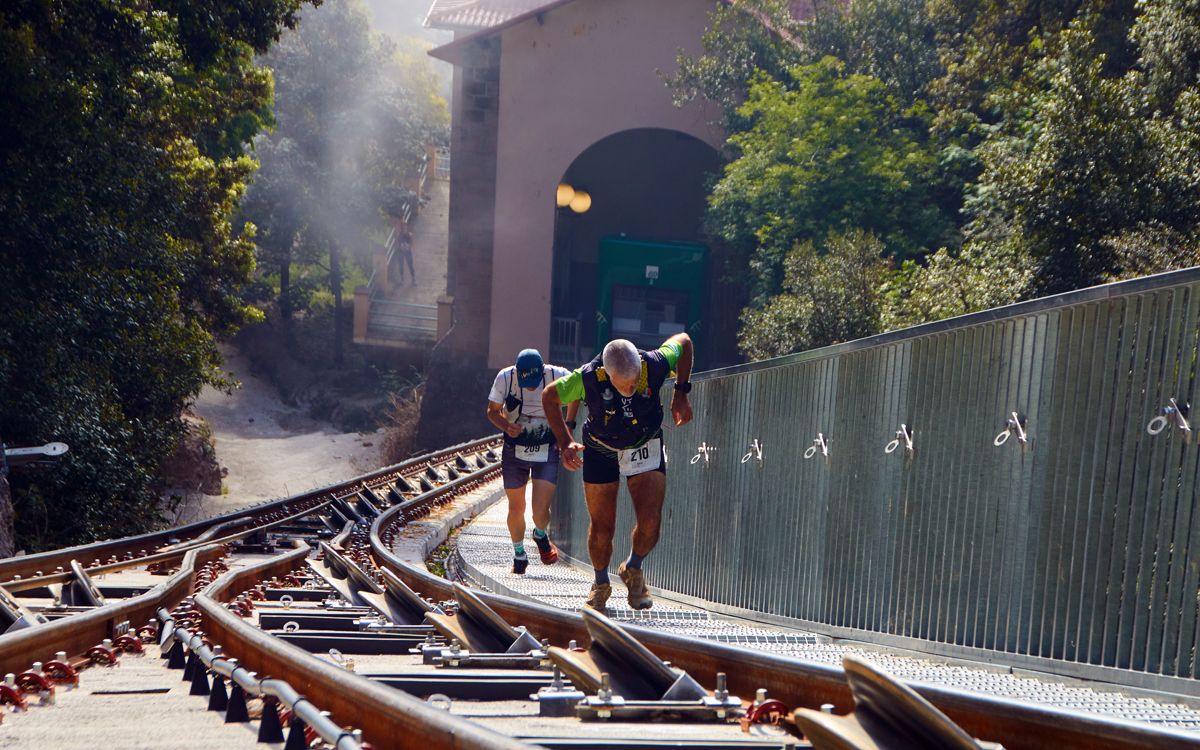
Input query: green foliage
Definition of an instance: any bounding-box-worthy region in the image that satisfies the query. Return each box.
[737,230,891,360]
[685,0,1200,362]
[709,57,955,303]
[0,0,308,549]
[668,0,805,127]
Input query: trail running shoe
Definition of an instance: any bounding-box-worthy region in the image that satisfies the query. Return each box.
[513,556,529,575]
[585,582,612,612]
[534,534,559,564]
[619,563,653,610]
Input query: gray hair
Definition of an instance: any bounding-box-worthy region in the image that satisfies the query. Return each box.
[602,339,641,381]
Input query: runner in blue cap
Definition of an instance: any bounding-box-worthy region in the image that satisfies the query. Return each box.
[486,349,579,573]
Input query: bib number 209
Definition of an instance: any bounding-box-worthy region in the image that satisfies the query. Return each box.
[619,439,662,476]
[517,443,549,463]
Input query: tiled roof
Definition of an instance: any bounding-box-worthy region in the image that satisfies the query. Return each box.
[424,0,557,31]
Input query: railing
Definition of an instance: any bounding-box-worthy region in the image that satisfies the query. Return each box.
[552,266,1200,694]
[434,147,450,180]
[550,315,582,366]
[365,299,437,340]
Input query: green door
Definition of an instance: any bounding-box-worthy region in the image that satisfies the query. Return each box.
[595,236,707,362]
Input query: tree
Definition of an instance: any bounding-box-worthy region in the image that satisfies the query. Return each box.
[738,230,891,360]
[0,0,307,549]
[241,0,449,360]
[708,57,955,304]
[963,11,1200,293]
[668,0,806,128]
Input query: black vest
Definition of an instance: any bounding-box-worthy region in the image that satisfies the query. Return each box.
[580,350,670,449]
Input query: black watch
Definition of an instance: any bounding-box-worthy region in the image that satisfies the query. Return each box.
[673,381,692,395]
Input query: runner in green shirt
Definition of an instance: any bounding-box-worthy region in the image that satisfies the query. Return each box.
[543,333,693,612]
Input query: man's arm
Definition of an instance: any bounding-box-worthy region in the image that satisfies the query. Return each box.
[543,375,585,471]
[485,401,521,438]
[664,332,694,427]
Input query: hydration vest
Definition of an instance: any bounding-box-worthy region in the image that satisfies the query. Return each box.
[579,350,670,449]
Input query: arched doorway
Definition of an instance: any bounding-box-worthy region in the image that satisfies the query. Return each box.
[550,128,723,367]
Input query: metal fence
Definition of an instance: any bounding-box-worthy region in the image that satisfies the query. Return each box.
[551,267,1200,692]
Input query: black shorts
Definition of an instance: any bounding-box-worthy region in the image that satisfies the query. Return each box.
[582,431,667,485]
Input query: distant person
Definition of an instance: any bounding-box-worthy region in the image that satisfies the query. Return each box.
[486,349,579,574]
[391,230,415,285]
[542,333,693,611]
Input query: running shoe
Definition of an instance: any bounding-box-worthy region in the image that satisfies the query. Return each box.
[618,563,653,610]
[585,582,612,612]
[512,555,529,574]
[534,534,559,565]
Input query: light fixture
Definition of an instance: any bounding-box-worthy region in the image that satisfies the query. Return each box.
[568,190,591,214]
[556,183,575,208]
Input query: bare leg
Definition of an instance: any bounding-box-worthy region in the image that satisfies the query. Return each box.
[530,479,556,532]
[583,481,619,570]
[504,486,527,543]
[626,470,665,557]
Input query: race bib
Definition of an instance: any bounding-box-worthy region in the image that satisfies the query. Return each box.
[517,443,550,463]
[619,439,662,476]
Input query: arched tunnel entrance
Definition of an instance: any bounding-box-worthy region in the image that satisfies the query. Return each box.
[549,128,731,368]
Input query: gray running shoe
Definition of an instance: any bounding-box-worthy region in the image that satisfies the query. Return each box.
[585,582,612,612]
[619,563,653,610]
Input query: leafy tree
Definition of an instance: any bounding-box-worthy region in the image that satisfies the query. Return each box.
[668,0,805,128]
[963,10,1200,293]
[708,57,955,304]
[738,230,891,359]
[670,0,942,125]
[0,0,307,549]
[241,0,448,362]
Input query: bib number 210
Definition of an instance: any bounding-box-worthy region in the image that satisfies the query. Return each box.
[619,439,662,476]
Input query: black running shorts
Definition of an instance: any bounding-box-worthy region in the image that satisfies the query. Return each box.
[582,431,667,484]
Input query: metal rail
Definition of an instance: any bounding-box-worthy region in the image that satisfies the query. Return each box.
[4,428,1200,749]
[159,542,362,750]
[0,543,224,675]
[190,460,532,750]
[0,435,498,586]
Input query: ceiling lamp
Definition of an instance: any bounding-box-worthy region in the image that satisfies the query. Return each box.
[556,183,575,208]
[569,190,591,214]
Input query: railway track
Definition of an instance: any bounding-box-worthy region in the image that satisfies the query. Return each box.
[0,435,1198,750]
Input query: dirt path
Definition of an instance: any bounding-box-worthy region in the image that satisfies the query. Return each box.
[173,347,384,523]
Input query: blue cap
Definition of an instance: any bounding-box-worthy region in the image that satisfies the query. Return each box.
[515,349,545,388]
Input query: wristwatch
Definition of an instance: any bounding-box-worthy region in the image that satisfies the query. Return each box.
[673,381,692,394]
